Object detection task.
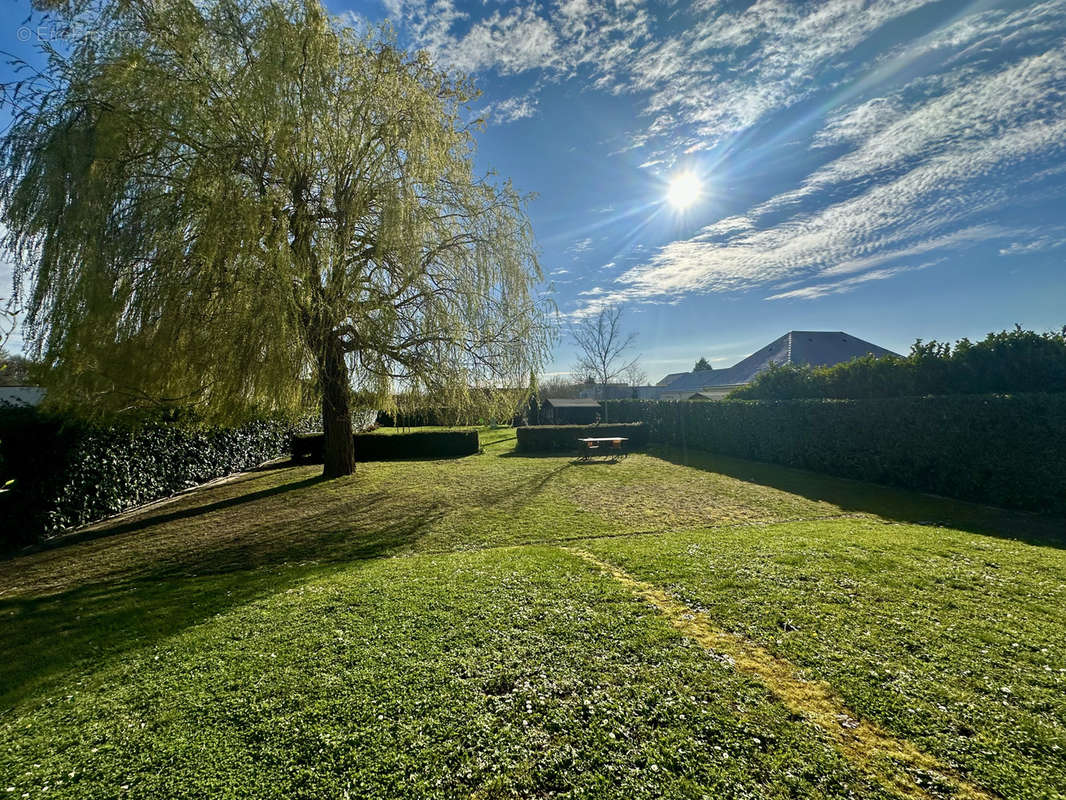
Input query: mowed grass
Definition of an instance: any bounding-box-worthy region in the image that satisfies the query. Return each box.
[2,548,887,799]
[1,427,1064,798]
[583,520,1066,799]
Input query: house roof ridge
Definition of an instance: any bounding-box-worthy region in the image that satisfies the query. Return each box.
[653,330,899,391]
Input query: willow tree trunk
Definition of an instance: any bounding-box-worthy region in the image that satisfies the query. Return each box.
[320,336,356,478]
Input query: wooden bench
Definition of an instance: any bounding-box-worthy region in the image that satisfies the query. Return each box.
[577,437,629,461]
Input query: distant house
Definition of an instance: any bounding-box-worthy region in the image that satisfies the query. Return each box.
[542,398,602,424]
[650,331,899,400]
[0,386,46,408]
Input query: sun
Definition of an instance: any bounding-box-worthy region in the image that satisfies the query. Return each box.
[666,172,702,210]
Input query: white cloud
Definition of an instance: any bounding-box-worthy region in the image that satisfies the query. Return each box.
[765,261,942,301]
[448,7,561,75]
[381,0,404,20]
[481,94,539,124]
[390,0,652,80]
[390,0,1066,161]
[617,0,940,149]
[998,232,1066,256]
[764,50,1066,216]
[334,9,369,33]
[812,97,905,149]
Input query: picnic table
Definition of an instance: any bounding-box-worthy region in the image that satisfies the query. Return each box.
[577,437,629,461]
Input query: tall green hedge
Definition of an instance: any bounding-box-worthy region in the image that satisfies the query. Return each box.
[607,396,1066,514]
[516,423,648,452]
[0,409,306,550]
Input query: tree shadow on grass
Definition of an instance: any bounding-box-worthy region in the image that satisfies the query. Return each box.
[0,465,450,709]
[498,448,646,461]
[30,474,330,553]
[652,445,1066,548]
[484,462,573,507]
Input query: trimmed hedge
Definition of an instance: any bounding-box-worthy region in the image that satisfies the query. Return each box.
[516,423,649,453]
[0,409,306,550]
[292,429,480,463]
[606,396,1066,514]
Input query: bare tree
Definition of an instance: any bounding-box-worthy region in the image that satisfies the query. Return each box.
[570,305,638,421]
[539,375,585,401]
[622,362,647,388]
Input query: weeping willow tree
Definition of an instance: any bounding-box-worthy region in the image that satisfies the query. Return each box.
[0,0,552,476]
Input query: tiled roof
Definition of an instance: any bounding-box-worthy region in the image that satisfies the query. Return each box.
[655,371,688,387]
[658,331,899,390]
[662,369,720,392]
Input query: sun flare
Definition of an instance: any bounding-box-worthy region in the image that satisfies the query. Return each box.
[667,172,702,209]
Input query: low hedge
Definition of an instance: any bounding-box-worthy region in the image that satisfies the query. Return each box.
[292,429,480,463]
[0,409,306,550]
[516,423,649,453]
[606,395,1066,514]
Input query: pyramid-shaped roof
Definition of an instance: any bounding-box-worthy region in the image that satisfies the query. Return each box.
[659,331,899,391]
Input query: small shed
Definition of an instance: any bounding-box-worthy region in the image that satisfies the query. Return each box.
[542,398,602,425]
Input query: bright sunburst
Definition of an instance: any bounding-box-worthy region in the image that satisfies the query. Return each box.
[666,171,702,209]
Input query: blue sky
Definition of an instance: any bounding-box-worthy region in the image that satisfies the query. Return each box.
[3,0,1065,381]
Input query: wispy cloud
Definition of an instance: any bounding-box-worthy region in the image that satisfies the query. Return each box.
[618,0,942,152]
[764,50,1066,216]
[998,230,1066,256]
[605,111,1066,302]
[567,237,594,254]
[383,0,1066,315]
[580,106,1066,311]
[480,94,539,124]
[387,0,1066,158]
[386,0,651,80]
[766,260,942,301]
[812,97,905,149]
[563,4,1066,314]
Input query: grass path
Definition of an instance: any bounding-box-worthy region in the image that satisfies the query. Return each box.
[581,519,1066,800]
[1,428,1063,798]
[565,547,997,800]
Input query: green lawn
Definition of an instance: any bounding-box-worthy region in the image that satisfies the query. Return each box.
[1,428,1063,798]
